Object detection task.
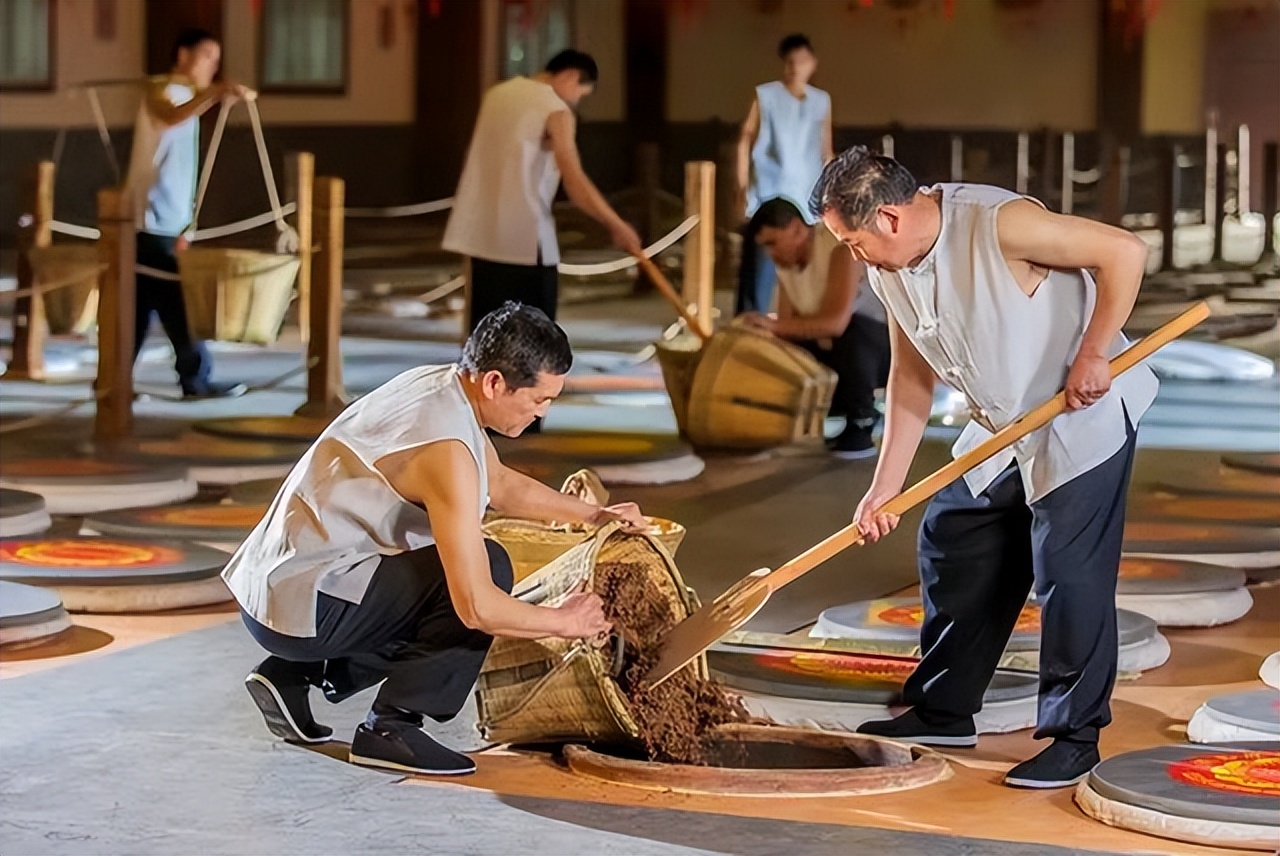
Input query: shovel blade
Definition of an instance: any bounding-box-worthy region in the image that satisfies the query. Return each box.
[644,578,772,686]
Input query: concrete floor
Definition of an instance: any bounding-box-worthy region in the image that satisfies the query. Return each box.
[1,296,1277,854]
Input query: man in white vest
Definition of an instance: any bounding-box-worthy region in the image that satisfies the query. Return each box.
[224,303,646,776]
[810,147,1158,789]
[444,50,641,338]
[124,28,252,399]
[739,196,889,458]
[734,33,834,314]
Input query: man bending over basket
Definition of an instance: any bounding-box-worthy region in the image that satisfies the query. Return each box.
[810,147,1157,789]
[223,302,646,776]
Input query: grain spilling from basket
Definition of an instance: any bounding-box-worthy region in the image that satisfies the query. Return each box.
[475,524,746,765]
[594,559,746,764]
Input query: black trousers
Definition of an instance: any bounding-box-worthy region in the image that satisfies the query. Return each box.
[905,416,1138,743]
[242,540,514,721]
[133,232,211,393]
[467,256,558,335]
[798,313,891,427]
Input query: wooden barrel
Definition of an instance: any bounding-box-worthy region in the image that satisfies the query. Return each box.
[475,524,703,748]
[27,245,101,335]
[177,248,299,344]
[684,326,837,450]
[655,336,704,437]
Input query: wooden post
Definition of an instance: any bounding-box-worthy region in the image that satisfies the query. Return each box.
[1060,133,1075,215]
[683,161,715,338]
[1261,141,1278,259]
[9,161,55,380]
[295,176,347,418]
[1237,125,1251,215]
[94,187,135,442]
[949,135,964,182]
[1213,143,1228,262]
[286,152,315,343]
[1039,128,1057,209]
[1015,132,1030,195]
[1158,146,1180,272]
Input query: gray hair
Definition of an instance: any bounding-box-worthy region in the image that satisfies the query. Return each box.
[461,302,572,389]
[809,146,918,231]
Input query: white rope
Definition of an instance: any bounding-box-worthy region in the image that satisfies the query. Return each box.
[50,220,101,240]
[85,87,121,184]
[414,275,465,305]
[245,99,295,251]
[344,198,455,218]
[4,263,109,299]
[46,204,298,244]
[0,389,111,434]
[556,214,699,277]
[1070,167,1101,185]
[192,203,297,241]
[190,98,297,252]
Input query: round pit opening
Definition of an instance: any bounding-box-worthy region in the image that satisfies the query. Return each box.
[563,723,951,797]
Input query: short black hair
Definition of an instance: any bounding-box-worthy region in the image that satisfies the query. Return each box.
[461,302,573,389]
[810,146,919,231]
[545,49,599,85]
[749,197,806,233]
[172,28,218,64]
[778,34,814,59]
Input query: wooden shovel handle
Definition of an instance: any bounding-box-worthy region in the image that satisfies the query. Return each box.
[634,254,713,342]
[753,301,1210,595]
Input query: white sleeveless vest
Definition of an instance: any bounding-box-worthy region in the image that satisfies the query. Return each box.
[443,76,568,266]
[748,81,831,221]
[867,184,1158,503]
[223,365,490,637]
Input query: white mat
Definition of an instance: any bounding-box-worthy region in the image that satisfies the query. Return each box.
[1116,587,1254,627]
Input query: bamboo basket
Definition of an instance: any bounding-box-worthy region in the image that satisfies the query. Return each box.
[476,523,704,747]
[483,469,685,583]
[177,248,299,344]
[27,245,102,335]
[685,326,837,450]
[484,516,687,583]
[655,334,704,437]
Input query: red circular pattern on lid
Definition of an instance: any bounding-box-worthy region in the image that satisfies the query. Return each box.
[0,539,184,568]
[1167,751,1280,798]
[136,505,265,528]
[3,459,142,477]
[877,603,1041,634]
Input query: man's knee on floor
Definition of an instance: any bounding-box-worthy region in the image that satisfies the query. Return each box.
[484,539,515,594]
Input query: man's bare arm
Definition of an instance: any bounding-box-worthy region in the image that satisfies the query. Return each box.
[853,315,936,541]
[997,200,1148,409]
[483,439,645,529]
[769,245,859,340]
[547,110,641,254]
[736,97,761,211]
[146,80,255,128]
[381,441,609,639]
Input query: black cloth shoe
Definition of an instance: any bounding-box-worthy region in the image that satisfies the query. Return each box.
[348,704,475,776]
[245,657,333,744]
[856,708,978,747]
[828,428,878,460]
[182,381,247,401]
[1004,739,1100,789]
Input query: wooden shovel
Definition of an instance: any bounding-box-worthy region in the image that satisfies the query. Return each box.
[645,301,1211,686]
[634,254,713,342]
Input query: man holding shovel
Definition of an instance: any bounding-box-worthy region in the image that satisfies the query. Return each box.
[809,147,1158,789]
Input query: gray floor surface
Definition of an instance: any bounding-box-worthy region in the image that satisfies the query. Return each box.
[1,621,1124,856]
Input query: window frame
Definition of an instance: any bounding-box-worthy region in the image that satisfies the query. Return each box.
[257,0,350,96]
[0,0,56,92]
